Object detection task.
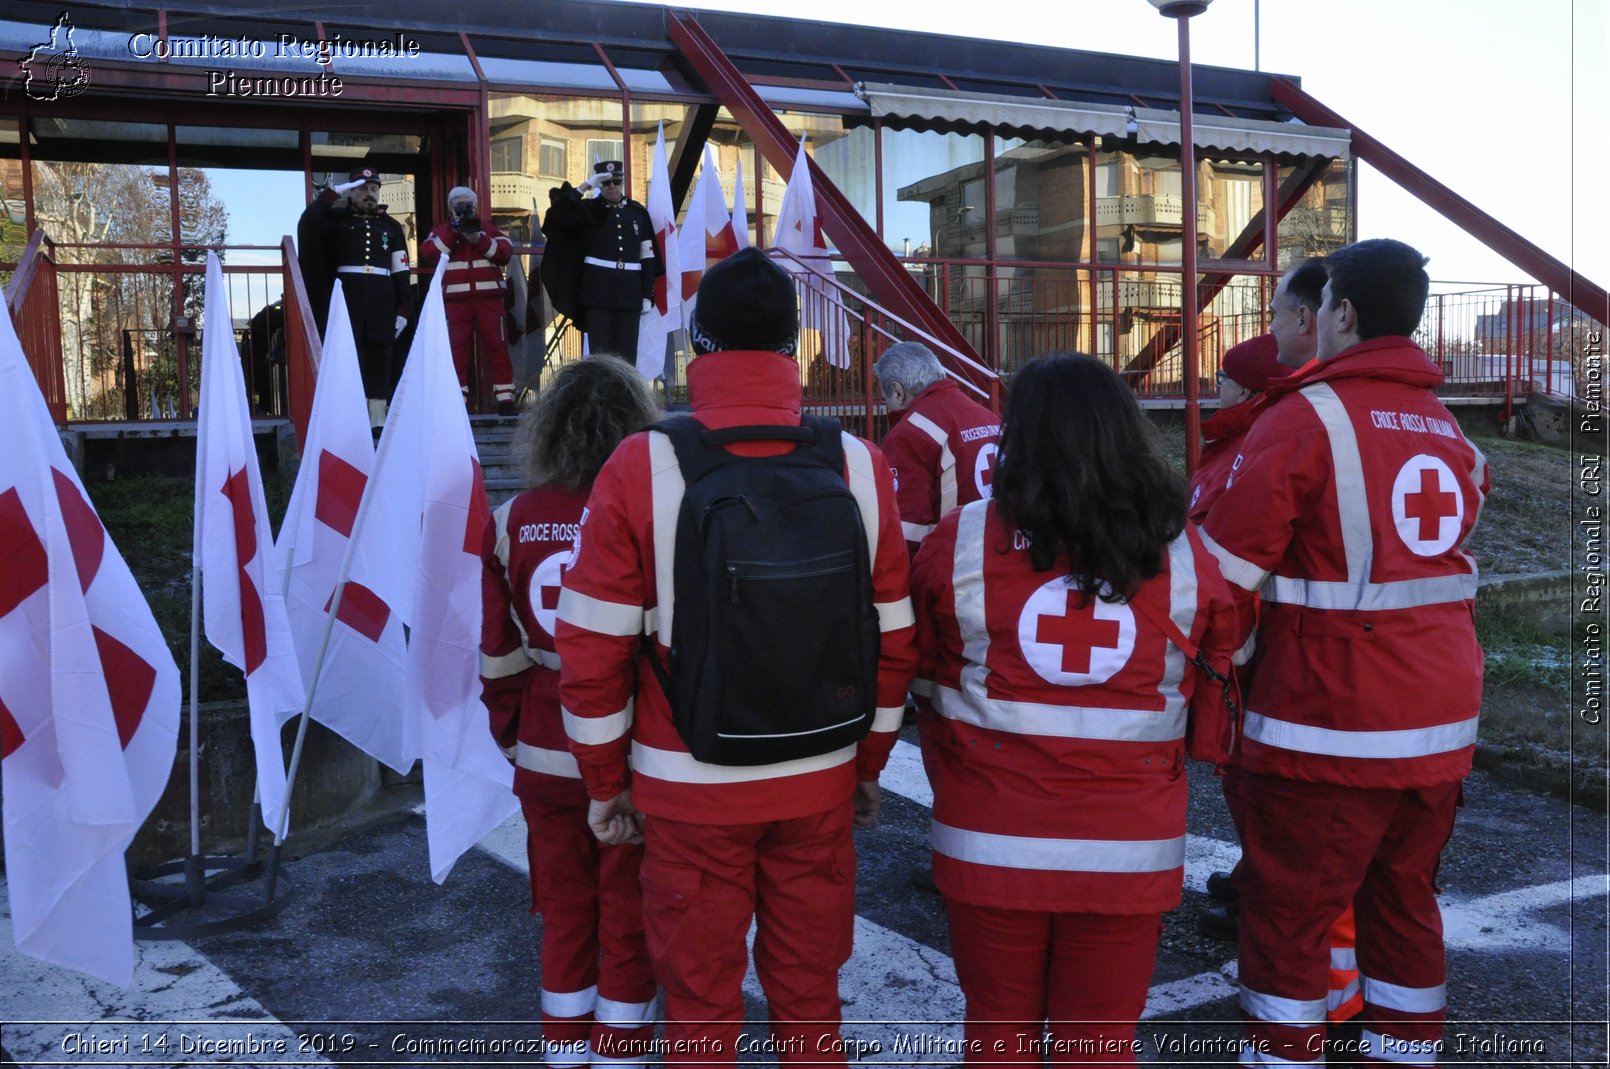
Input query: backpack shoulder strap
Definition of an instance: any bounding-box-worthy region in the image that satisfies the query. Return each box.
[1128,591,1198,659]
[651,415,846,481]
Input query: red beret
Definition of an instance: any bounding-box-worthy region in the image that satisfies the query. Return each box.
[1221,333,1288,392]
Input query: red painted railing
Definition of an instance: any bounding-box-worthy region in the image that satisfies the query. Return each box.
[3,231,68,421]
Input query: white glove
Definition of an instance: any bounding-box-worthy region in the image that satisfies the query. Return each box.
[641,297,653,314]
[394,315,406,338]
[334,178,367,195]
[583,171,606,190]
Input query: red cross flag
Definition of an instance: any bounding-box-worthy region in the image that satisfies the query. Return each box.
[345,259,516,883]
[679,145,741,330]
[771,138,852,368]
[0,300,179,986]
[271,282,412,772]
[194,253,302,836]
[636,121,680,381]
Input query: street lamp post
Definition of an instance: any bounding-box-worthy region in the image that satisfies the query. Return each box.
[1148,0,1213,474]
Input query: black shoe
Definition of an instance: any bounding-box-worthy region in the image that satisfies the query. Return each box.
[1197,902,1239,941]
[911,863,939,895]
[497,400,516,416]
[1206,869,1238,903]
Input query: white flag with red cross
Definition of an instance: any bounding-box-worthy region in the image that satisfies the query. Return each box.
[731,155,751,251]
[677,151,708,327]
[771,138,851,368]
[346,259,516,883]
[680,145,742,331]
[194,252,302,836]
[0,302,180,986]
[636,121,680,381]
[271,282,412,773]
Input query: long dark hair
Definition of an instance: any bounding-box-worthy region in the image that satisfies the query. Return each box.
[990,352,1186,600]
[518,355,661,492]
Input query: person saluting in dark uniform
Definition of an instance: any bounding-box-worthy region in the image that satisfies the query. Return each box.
[540,160,660,361]
[299,166,413,426]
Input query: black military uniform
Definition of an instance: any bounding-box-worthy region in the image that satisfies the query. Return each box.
[572,160,659,359]
[299,166,413,402]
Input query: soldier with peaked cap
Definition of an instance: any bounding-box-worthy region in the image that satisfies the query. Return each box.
[299,166,413,426]
[540,160,660,360]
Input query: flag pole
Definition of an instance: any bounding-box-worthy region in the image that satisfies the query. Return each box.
[185,556,205,906]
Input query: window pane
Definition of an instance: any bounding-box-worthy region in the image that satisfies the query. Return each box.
[1201,157,1265,261]
[1277,158,1352,267]
[488,93,623,245]
[992,137,1092,264]
[1095,143,1185,266]
[883,127,986,259]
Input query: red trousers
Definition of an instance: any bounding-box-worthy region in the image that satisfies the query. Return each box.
[445,297,514,400]
[521,798,656,1067]
[1230,771,1461,1066]
[640,806,857,1067]
[945,900,1160,1066]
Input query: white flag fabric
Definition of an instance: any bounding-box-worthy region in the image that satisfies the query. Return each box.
[636,121,680,381]
[704,146,741,264]
[0,305,179,986]
[271,283,411,772]
[676,152,707,330]
[731,155,751,251]
[194,252,302,835]
[771,139,852,368]
[346,260,516,883]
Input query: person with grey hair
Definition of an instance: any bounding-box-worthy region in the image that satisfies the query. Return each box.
[873,341,1001,557]
[420,185,517,413]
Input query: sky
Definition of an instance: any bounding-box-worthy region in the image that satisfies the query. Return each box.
[673,0,1608,295]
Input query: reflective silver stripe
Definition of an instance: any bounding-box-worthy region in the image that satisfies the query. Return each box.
[1359,1030,1441,1065]
[1198,527,1269,593]
[591,1054,641,1068]
[491,499,539,661]
[563,702,633,746]
[841,432,881,563]
[951,500,992,698]
[877,598,914,633]
[909,677,934,698]
[480,648,531,679]
[1361,975,1446,1014]
[1243,711,1478,759]
[550,1044,592,1068]
[516,742,581,778]
[902,520,935,544]
[1329,977,1360,1012]
[905,411,957,518]
[1239,985,1327,1026]
[648,432,684,644]
[1331,946,1357,971]
[336,265,390,276]
[1298,383,1373,582]
[595,995,656,1028]
[584,255,642,271]
[444,280,505,294]
[429,235,453,257]
[1160,531,1196,710]
[930,819,1184,873]
[871,705,905,733]
[1262,572,1477,611]
[932,683,1185,742]
[557,588,644,638]
[630,741,855,784]
[541,985,598,1018]
[1231,630,1258,667]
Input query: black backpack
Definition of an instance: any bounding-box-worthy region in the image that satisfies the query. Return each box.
[644,414,881,766]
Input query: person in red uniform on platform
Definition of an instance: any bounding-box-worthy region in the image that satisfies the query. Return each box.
[480,355,662,1067]
[1189,333,1290,525]
[910,352,1242,1065]
[556,248,917,1067]
[1201,239,1490,1066]
[420,186,518,413]
[873,341,1001,556]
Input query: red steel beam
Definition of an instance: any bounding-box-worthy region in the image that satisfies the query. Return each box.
[1271,77,1609,326]
[666,10,993,397]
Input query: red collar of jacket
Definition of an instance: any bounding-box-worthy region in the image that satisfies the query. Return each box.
[886,376,965,429]
[686,349,802,429]
[1201,396,1261,443]
[1264,336,1444,404]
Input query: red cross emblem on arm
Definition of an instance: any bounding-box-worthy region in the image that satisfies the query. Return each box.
[1403,468,1458,541]
[1036,592,1122,675]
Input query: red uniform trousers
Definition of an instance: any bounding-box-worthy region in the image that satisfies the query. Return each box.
[1231,772,1460,1067]
[522,797,657,1067]
[640,806,857,1067]
[945,901,1160,1066]
[445,297,515,402]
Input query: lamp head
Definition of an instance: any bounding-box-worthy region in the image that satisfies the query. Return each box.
[1146,0,1211,15]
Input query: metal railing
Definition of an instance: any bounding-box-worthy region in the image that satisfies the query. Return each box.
[3,231,68,421]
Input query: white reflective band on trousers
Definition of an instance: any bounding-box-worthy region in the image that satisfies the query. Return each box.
[541,985,598,1018]
[1361,975,1446,1013]
[1360,1030,1442,1065]
[877,598,915,632]
[1262,572,1477,611]
[516,742,582,778]
[1239,985,1327,1026]
[1329,976,1360,1012]
[631,741,855,785]
[529,647,561,671]
[930,820,1184,873]
[444,280,505,294]
[931,683,1185,742]
[871,705,905,732]
[1242,711,1479,759]
[905,410,959,517]
[595,995,656,1027]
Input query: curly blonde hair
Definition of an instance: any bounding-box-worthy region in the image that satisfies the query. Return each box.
[516,355,662,492]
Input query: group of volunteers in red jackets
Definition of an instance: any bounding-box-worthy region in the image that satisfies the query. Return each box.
[478,238,1486,1068]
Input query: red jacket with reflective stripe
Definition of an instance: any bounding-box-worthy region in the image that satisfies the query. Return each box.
[556,350,919,825]
[910,502,1241,914]
[1189,398,1260,525]
[880,378,1000,554]
[1201,337,1489,788]
[420,222,513,301]
[480,485,588,805]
